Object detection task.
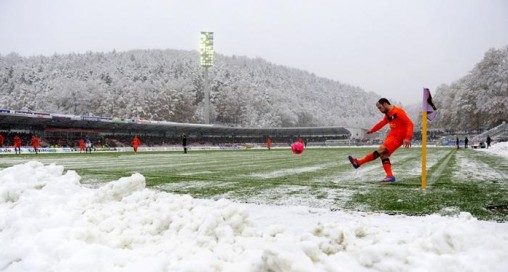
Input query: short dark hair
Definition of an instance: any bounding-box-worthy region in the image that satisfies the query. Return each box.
[378,98,391,105]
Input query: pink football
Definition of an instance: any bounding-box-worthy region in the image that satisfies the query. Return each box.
[291,142,304,154]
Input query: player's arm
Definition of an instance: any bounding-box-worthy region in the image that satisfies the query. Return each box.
[367,117,388,134]
[399,110,414,147]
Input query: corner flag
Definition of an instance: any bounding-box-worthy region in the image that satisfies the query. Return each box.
[421,88,437,191]
[423,88,437,121]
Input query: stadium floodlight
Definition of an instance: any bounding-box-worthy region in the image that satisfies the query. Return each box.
[200,31,214,124]
[200,32,214,67]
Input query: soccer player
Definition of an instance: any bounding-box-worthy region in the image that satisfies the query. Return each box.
[85,137,92,153]
[0,133,4,147]
[31,135,40,154]
[132,135,140,153]
[348,98,414,182]
[14,135,22,154]
[79,139,85,153]
[266,136,272,151]
[182,134,187,154]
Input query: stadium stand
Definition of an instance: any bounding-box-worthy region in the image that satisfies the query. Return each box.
[0,109,351,150]
[472,121,508,145]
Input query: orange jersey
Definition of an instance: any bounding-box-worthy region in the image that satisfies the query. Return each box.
[32,137,39,148]
[132,138,140,147]
[369,106,414,141]
[14,136,21,147]
[79,139,85,148]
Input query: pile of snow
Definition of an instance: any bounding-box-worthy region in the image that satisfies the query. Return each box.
[478,141,508,158]
[1,161,507,271]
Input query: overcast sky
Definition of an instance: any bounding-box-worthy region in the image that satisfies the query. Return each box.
[1,0,507,105]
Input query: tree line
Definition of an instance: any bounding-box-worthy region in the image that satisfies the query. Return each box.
[1,46,506,131]
[431,46,508,132]
[0,49,382,128]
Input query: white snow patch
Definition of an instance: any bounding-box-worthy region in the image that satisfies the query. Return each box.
[1,144,508,272]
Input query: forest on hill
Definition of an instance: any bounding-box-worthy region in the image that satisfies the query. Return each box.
[0,46,506,131]
[0,50,381,128]
[431,46,508,132]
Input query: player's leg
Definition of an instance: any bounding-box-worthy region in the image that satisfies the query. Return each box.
[379,137,403,182]
[380,156,395,182]
[348,144,389,168]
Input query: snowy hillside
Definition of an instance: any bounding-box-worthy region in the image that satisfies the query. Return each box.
[431,46,508,131]
[1,45,506,130]
[0,50,382,128]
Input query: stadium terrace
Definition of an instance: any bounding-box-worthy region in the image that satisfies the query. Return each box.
[0,109,350,151]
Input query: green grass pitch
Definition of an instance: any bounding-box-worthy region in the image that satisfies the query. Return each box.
[1,147,506,221]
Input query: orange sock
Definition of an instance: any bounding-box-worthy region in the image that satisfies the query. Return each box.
[358,151,380,165]
[382,158,393,177]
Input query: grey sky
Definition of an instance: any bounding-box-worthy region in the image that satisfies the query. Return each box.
[1,0,507,105]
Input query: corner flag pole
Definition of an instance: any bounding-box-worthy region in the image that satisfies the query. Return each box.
[421,110,428,190]
[421,87,437,191]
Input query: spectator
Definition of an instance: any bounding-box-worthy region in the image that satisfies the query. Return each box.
[456,137,459,149]
[0,133,4,147]
[464,137,469,148]
[486,135,491,149]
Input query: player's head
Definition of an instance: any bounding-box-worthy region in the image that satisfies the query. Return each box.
[376,98,391,113]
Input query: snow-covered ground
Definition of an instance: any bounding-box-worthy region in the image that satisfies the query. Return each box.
[1,143,508,271]
[478,141,508,158]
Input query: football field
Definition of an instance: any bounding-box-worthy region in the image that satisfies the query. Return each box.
[1,147,507,221]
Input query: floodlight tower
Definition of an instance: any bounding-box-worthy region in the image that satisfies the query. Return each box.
[200,32,214,124]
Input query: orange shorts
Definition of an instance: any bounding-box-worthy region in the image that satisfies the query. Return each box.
[382,134,404,155]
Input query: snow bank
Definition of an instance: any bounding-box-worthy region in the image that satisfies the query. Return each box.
[0,161,507,272]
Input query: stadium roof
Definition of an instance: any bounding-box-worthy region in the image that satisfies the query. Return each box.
[0,109,350,137]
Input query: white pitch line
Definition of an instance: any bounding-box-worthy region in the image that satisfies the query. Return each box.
[426,149,455,187]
